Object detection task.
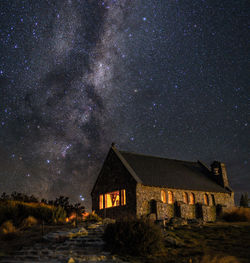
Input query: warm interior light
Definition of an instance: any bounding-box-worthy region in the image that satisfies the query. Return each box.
[99,194,104,209]
[105,190,120,208]
[189,193,195,205]
[168,191,173,204]
[204,193,209,205]
[161,190,166,203]
[121,189,126,206]
[183,192,188,204]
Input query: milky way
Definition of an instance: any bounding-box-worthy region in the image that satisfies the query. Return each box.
[0,1,249,208]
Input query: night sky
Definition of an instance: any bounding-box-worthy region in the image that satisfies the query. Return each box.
[0,0,249,209]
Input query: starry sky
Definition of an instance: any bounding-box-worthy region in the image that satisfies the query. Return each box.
[0,0,249,209]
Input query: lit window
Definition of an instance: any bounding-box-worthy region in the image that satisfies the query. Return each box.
[105,190,120,208]
[168,191,173,204]
[189,193,195,205]
[121,189,126,206]
[99,194,104,210]
[161,190,166,203]
[204,193,209,205]
[183,192,188,204]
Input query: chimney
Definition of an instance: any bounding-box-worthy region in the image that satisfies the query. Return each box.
[211,161,229,188]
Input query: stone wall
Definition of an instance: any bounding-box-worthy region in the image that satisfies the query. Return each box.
[179,203,196,219]
[156,202,174,220]
[202,205,216,222]
[136,184,234,221]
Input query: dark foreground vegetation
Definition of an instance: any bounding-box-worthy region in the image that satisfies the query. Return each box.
[1,192,250,263]
[104,209,250,263]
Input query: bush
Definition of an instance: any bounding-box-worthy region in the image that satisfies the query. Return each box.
[103,218,165,256]
[0,220,17,235]
[21,216,38,228]
[85,211,102,222]
[222,207,250,222]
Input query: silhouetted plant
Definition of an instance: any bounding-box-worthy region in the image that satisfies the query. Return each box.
[103,218,165,256]
[240,193,249,208]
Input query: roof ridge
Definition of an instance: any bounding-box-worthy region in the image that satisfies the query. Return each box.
[120,150,197,164]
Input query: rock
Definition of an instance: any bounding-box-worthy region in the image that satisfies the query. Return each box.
[168,217,188,227]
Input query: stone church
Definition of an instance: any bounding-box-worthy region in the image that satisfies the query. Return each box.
[91,144,234,221]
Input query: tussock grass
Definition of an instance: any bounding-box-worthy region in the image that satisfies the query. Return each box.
[0,220,17,235]
[21,216,38,228]
[201,255,240,263]
[222,207,250,222]
[0,200,66,226]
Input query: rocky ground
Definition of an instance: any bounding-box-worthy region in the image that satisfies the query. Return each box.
[0,222,127,263]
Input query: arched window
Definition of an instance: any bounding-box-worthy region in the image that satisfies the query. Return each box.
[183,192,188,204]
[161,190,166,203]
[168,191,174,204]
[204,193,209,205]
[211,194,215,206]
[189,193,195,205]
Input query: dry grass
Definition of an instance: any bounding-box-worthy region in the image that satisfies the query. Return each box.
[222,207,250,222]
[200,255,240,263]
[0,221,17,235]
[21,216,38,228]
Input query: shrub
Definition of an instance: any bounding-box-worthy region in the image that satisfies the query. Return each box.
[222,207,250,222]
[21,216,38,228]
[0,220,17,235]
[103,218,165,256]
[85,211,102,222]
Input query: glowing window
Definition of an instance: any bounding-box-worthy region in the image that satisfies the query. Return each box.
[161,190,167,203]
[183,192,188,204]
[168,191,174,204]
[189,193,195,205]
[204,193,209,205]
[99,194,104,210]
[105,190,120,208]
[121,189,126,206]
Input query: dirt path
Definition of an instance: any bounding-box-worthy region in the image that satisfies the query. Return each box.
[0,222,127,263]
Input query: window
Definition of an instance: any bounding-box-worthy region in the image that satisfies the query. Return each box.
[211,194,215,206]
[183,192,188,204]
[103,189,126,208]
[105,190,120,208]
[121,189,126,206]
[204,193,209,205]
[99,194,104,210]
[161,190,167,203]
[168,191,174,204]
[189,193,195,205]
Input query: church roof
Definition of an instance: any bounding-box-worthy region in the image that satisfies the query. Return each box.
[117,149,229,193]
